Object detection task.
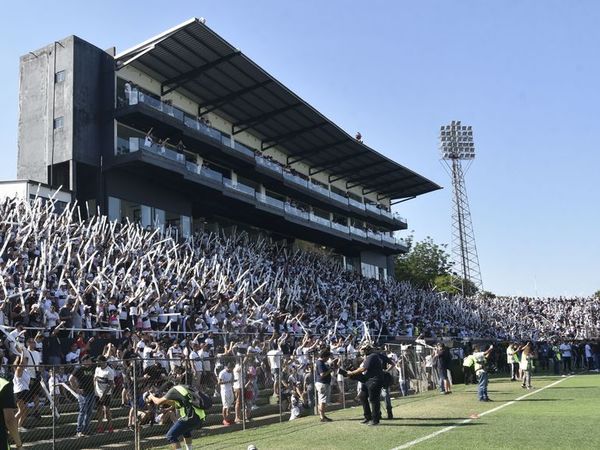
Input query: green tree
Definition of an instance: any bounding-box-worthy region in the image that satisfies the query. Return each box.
[595,290,600,299]
[395,236,452,289]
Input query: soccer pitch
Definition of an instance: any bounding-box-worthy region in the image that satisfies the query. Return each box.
[162,374,600,450]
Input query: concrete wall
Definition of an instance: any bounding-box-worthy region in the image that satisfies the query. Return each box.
[104,170,192,216]
[18,36,114,207]
[18,38,74,184]
[360,250,387,269]
[72,37,114,165]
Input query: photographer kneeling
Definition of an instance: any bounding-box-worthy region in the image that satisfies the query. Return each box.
[346,343,385,426]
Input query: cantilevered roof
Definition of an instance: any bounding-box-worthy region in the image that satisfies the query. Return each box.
[115,18,441,199]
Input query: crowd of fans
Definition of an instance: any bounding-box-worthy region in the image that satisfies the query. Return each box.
[1,195,599,353]
[0,195,598,437]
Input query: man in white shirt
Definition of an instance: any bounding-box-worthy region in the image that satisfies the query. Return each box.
[65,343,81,365]
[167,341,183,373]
[25,338,43,418]
[94,356,115,433]
[218,363,234,426]
[584,343,593,370]
[188,342,203,389]
[559,342,572,374]
[267,343,283,397]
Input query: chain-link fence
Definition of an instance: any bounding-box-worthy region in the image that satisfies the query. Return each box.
[3,346,439,450]
[5,336,591,449]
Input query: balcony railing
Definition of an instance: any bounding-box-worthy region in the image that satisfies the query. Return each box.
[114,138,403,249]
[232,141,256,158]
[256,193,285,210]
[329,191,348,206]
[309,213,331,228]
[256,156,283,175]
[365,203,380,214]
[393,212,408,225]
[350,226,367,238]
[348,198,365,211]
[284,203,309,220]
[308,182,330,198]
[224,179,255,197]
[331,222,349,234]
[119,91,402,224]
[283,171,309,188]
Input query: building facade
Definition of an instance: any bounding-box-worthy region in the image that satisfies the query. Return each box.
[17,18,440,280]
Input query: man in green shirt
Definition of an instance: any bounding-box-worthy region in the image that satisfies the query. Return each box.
[148,385,206,450]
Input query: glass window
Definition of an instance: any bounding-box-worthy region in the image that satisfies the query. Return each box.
[55,71,66,83]
[141,205,152,228]
[181,215,191,237]
[53,116,64,129]
[108,197,120,222]
[154,208,165,231]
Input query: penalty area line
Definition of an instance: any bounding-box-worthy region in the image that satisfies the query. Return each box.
[390,375,574,450]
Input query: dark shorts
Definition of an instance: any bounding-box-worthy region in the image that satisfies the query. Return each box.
[16,390,30,402]
[166,415,203,443]
[97,394,112,406]
[28,378,43,397]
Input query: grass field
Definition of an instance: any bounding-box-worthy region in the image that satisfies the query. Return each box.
[159,373,600,450]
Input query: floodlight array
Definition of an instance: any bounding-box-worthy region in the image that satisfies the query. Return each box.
[439,120,475,160]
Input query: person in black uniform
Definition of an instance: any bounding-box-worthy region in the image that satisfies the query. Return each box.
[0,376,22,449]
[347,343,384,426]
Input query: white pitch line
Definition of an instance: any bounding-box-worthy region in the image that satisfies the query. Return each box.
[390,376,574,450]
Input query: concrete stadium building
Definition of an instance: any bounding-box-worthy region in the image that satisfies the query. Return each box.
[17,18,440,280]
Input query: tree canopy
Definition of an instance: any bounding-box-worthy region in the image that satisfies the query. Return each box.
[395,236,479,296]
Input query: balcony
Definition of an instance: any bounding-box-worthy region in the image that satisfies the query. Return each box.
[117,90,406,229]
[256,156,284,176]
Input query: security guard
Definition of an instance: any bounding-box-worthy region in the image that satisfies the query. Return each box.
[347,343,385,426]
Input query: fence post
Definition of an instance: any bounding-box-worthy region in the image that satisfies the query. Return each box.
[51,365,56,450]
[341,355,346,409]
[278,362,282,423]
[240,356,246,431]
[133,360,140,450]
[312,355,318,416]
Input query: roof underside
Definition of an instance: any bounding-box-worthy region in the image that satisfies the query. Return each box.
[115,19,441,199]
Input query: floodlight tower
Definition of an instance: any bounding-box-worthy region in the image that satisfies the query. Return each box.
[439,121,483,294]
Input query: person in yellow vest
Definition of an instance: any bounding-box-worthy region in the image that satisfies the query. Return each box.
[0,376,23,450]
[148,385,206,450]
[462,353,475,385]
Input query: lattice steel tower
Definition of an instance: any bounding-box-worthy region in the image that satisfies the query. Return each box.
[439,121,483,294]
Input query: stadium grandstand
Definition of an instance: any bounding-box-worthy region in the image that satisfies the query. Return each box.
[6,17,599,450]
[17,18,440,282]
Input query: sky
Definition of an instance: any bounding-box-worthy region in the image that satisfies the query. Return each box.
[0,1,598,297]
